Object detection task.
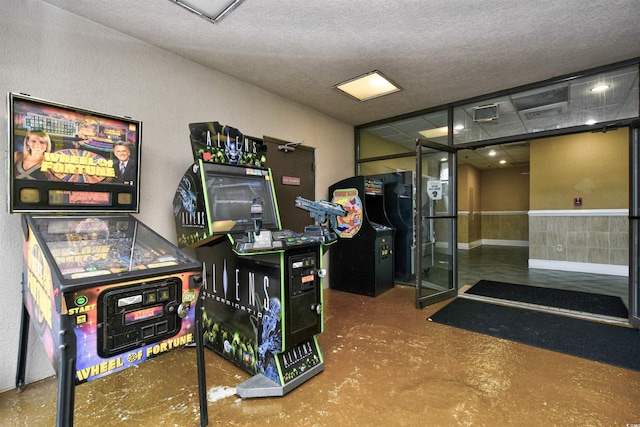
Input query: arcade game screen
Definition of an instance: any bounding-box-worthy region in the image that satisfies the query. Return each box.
[203,162,279,234]
[8,93,142,213]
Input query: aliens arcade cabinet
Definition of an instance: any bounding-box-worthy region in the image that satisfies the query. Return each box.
[173,122,343,398]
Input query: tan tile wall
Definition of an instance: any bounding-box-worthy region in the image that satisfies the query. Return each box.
[459,211,528,244]
[458,212,483,244]
[529,214,628,265]
[470,212,482,242]
[481,213,529,241]
[458,214,468,243]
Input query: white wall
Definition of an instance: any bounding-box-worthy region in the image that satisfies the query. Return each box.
[0,0,354,392]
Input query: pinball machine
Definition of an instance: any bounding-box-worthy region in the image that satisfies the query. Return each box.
[7,93,208,426]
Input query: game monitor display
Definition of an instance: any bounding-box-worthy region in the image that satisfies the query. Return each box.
[203,162,280,235]
[7,93,142,213]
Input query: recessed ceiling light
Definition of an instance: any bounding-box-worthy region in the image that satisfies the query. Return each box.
[454,124,465,131]
[499,160,507,165]
[590,84,610,93]
[488,150,496,157]
[419,126,461,139]
[585,119,597,125]
[334,71,401,101]
[419,127,447,139]
[170,0,245,24]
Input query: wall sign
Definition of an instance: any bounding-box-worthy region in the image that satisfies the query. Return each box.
[282,176,301,186]
[427,180,443,200]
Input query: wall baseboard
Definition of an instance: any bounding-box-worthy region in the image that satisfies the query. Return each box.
[481,239,529,247]
[458,240,480,250]
[528,209,628,217]
[528,259,628,277]
[458,239,528,250]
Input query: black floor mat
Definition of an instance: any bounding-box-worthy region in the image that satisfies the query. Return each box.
[466,280,629,318]
[429,298,640,371]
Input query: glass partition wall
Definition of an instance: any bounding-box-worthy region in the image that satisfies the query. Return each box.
[452,63,639,145]
[356,59,639,311]
[358,111,450,288]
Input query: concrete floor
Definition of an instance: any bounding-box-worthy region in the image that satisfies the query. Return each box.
[1,283,640,426]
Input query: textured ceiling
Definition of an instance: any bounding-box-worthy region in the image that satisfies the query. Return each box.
[39,0,640,126]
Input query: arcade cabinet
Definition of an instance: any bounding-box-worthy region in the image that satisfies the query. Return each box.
[173,122,344,398]
[329,176,394,297]
[8,93,208,427]
[368,172,416,283]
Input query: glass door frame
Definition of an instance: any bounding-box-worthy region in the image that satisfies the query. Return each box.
[630,120,640,329]
[415,138,458,308]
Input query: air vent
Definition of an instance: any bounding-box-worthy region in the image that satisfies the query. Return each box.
[513,87,568,111]
[523,106,565,120]
[473,104,499,122]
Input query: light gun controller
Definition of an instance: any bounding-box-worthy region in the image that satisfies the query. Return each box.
[294,196,347,243]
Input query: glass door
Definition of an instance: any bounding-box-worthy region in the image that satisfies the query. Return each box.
[416,139,457,308]
[630,120,640,330]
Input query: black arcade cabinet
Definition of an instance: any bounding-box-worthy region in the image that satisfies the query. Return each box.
[173,122,344,398]
[370,172,416,283]
[329,176,394,297]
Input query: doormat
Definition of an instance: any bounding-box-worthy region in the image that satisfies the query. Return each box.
[465,280,629,318]
[429,298,640,371]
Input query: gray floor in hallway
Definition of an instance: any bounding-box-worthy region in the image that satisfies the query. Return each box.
[457,245,630,307]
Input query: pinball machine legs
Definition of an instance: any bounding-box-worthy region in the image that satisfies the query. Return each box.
[16,303,29,392]
[57,334,77,426]
[195,289,209,427]
[16,301,77,427]
[15,293,209,427]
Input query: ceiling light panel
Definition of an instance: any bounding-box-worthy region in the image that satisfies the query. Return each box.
[419,127,449,139]
[335,71,401,102]
[170,0,245,24]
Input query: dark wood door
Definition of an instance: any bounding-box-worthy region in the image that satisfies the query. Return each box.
[264,136,315,232]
